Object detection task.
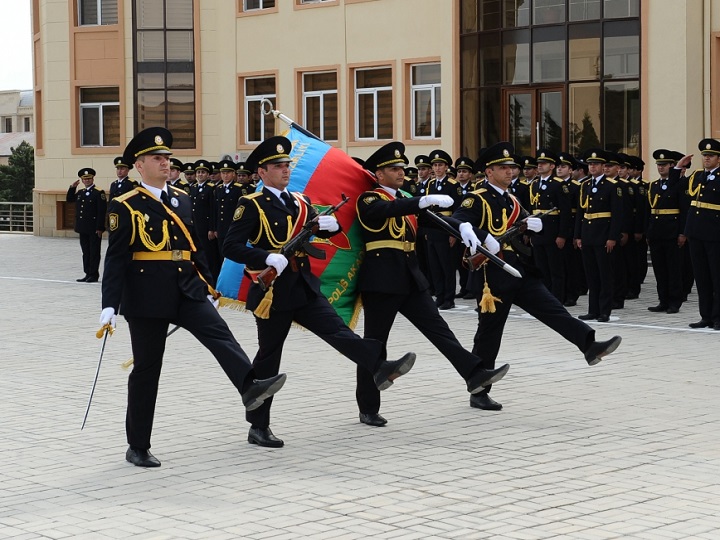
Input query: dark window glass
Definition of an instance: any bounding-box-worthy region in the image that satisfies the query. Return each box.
[480,88,501,149]
[604,20,639,78]
[503,0,530,28]
[569,82,601,155]
[503,29,530,84]
[569,0,600,21]
[532,26,566,82]
[604,81,640,154]
[460,0,478,33]
[569,23,600,80]
[604,0,639,18]
[479,32,501,85]
[461,89,480,157]
[480,0,501,31]
[539,90,563,151]
[508,92,532,156]
[461,34,480,88]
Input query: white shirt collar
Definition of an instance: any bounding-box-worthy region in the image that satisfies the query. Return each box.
[142,182,167,201]
[378,185,396,197]
[264,185,290,202]
[488,183,506,196]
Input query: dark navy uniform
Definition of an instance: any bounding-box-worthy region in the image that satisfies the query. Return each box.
[109,156,138,201]
[67,169,106,281]
[212,180,250,261]
[190,177,218,285]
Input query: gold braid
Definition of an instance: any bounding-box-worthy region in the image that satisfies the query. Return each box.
[579,183,589,210]
[481,196,509,236]
[250,198,293,248]
[130,209,170,251]
[356,192,406,239]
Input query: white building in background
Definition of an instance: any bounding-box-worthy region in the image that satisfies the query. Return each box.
[0,90,34,165]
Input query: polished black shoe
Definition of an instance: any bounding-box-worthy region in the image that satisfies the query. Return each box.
[241,373,287,411]
[126,446,161,467]
[455,290,468,298]
[611,302,624,310]
[647,304,668,312]
[666,306,680,314]
[374,352,416,390]
[438,302,455,310]
[247,427,284,448]
[578,313,598,321]
[463,292,476,300]
[563,299,577,307]
[359,412,387,427]
[85,275,99,283]
[466,364,510,394]
[714,322,720,331]
[584,335,622,366]
[689,320,712,329]
[76,276,88,282]
[596,314,610,322]
[470,393,502,411]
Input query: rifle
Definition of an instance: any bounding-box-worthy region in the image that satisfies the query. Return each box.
[464,207,557,271]
[256,194,350,291]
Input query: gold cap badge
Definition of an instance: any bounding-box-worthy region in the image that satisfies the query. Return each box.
[155,135,163,145]
[276,144,284,153]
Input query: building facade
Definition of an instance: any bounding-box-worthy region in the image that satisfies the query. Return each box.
[32,0,720,236]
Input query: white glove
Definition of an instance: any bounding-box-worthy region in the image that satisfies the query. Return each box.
[459,222,483,254]
[484,234,501,255]
[207,294,219,309]
[317,215,339,232]
[526,217,543,232]
[99,307,116,329]
[265,253,289,276]
[419,194,454,209]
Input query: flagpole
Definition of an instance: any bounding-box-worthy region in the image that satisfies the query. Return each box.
[261,99,322,142]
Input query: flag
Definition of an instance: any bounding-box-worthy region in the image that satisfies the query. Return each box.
[217,125,376,328]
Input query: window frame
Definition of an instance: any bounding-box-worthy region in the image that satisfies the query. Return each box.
[351,65,394,142]
[240,0,278,14]
[300,70,339,142]
[77,0,118,26]
[240,74,278,145]
[409,62,442,140]
[79,87,120,147]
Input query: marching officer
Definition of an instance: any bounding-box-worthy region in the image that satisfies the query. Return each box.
[222,136,416,447]
[167,158,191,194]
[109,157,138,201]
[353,142,509,426]
[452,142,622,411]
[67,168,107,282]
[99,127,287,467]
[575,149,624,322]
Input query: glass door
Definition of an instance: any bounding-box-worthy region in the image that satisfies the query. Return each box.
[504,87,565,154]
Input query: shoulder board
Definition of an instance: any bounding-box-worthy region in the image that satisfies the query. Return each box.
[470,188,487,195]
[571,179,581,186]
[552,177,564,183]
[519,178,530,185]
[168,185,189,197]
[446,178,459,185]
[207,181,216,187]
[606,178,618,184]
[114,188,140,203]
[241,192,263,200]
[92,185,104,192]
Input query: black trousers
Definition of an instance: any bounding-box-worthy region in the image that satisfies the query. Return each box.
[356,289,481,414]
[426,228,456,304]
[648,237,683,309]
[689,238,720,324]
[196,226,219,286]
[471,275,594,394]
[416,226,433,290]
[533,242,566,302]
[563,241,586,301]
[682,241,695,296]
[582,244,616,317]
[79,232,102,278]
[125,298,254,450]
[633,235,649,294]
[247,292,384,429]
[613,243,629,305]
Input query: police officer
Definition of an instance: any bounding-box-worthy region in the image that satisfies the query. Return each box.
[452,142,621,411]
[522,156,539,185]
[190,159,218,285]
[211,160,245,264]
[556,152,584,306]
[109,157,138,201]
[674,139,720,329]
[99,127,287,467]
[222,136,416,448]
[182,162,197,187]
[402,166,419,195]
[167,158,191,194]
[509,154,531,210]
[236,162,256,193]
[67,168,106,282]
[575,149,624,322]
[413,155,434,288]
[628,155,649,299]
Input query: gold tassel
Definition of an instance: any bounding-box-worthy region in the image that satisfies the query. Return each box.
[253,286,274,319]
[479,266,501,313]
[121,357,134,370]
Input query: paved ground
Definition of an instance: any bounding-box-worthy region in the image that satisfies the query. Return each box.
[1,233,718,540]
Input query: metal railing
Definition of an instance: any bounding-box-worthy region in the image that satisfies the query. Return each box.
[0,202,33,233]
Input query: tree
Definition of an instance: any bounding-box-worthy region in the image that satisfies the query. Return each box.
[577,111,601,154]
[0,141,35,202]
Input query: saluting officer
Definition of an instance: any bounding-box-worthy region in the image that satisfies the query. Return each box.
[67,168,107,282]
[575,149,624,322]
[167,158,191,194]
[222,136,416,448]
[674,139,720,330]
[109,157,138,201]
[452,142,621,411]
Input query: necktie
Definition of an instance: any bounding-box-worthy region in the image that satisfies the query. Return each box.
[281,192,296,216]
[396,191,403,199]
[503,191,512,208]
[160,191,170,206]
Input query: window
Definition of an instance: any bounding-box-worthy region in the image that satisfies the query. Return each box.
[302,72,338,141]
[24,117,31,132]
[244,77,276,143]
[80,87,120,147]
[353,67,393,141]
[243,0,275,10]
[78,0,118,26]
[3,118,12,133]
[299,0,333,3]
[410,63,441,139]
[134,0,196,149]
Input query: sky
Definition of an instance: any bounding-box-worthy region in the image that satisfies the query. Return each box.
[0,0,34,91]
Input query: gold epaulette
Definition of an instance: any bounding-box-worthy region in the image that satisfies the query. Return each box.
[241,191,263,200]
[169,185,189,197]
[552,176,564,183]
[572,179,581,186]
[446,178,459,185]
[470,188,487,195]
[606,178,618,184]
[113,188,140,203]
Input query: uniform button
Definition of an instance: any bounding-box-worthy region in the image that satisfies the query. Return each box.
[140,268,144,273]
[173,236,178,240]
[178,268,182,272]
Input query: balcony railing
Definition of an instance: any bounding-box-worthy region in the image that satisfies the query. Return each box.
[0,202,33,233]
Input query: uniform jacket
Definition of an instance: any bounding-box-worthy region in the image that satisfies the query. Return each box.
[190,180,216,237]
[509,177,531,210]
[212,181,253,240]
[417,176,464,228]
[66,184,107,235]
[645,175,685,240]
[528,175,572,244]
[356,189,428,295]
[109,176,138,201]
[168,178,191,194]
[101,185,213,318]
[682,166,720,240]
[574,175,624,246]
[630,177,648,235]
[222,188,337,312]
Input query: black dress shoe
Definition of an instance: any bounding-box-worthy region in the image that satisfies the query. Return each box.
[714,322,720,331]
[689,320,712,329]
[466,364,510,394]
[76,276,88,282]
[596,314,610,322]
[463,292,476,300]
[455,290,468,298]
[241,373,287,411]
[126,446,161,467]
[470,393,502,411]
[584,335,622,365]
[563,299,577,307]
[85,275,99,283]
[248,427,284,448]
[665,307,680,314]
[578,313,598,321]
[438,302,455,310]
[359,412,387,427]
[647,304,668,313]
[374,352,416,390]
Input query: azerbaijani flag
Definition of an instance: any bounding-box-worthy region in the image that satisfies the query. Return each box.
[216,125,376,328]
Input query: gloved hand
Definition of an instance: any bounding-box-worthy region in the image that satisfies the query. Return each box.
[459,222,482,254]
[526,217,543,232]
[265,253,289,276]
[419,194,454,209]
[317,215,339,232]
[484,234,501,255]
[207,294,220,309]
[99,307,116,329]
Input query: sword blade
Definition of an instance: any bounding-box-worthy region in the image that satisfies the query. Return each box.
[81,328,110,430]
